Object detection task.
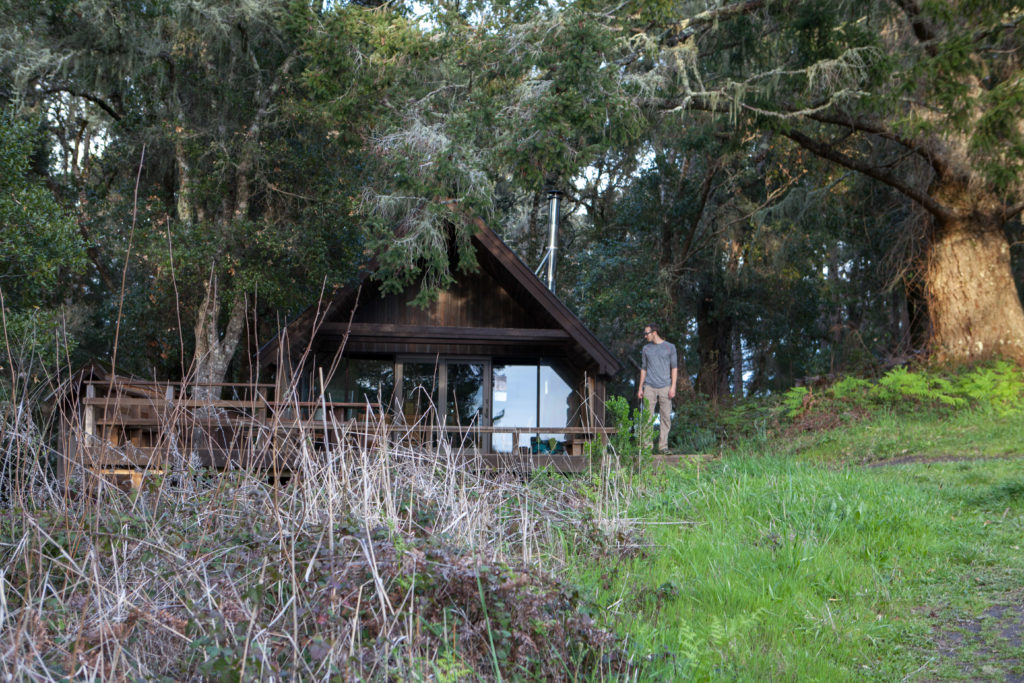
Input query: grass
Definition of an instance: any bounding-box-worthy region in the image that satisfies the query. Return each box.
[773,407,1024,463]
[565,410,1024,681]
[0,388,638,681]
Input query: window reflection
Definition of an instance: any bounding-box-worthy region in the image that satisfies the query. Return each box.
[491,364,537,453]
[447,362,485,425]
[323,356,579,454]
[539,364,573,447]
[402,362,440,425]
[324,358,394,419]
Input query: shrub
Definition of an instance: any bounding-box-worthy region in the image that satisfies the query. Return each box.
[607,395,654,469]
[786,361,1024,426]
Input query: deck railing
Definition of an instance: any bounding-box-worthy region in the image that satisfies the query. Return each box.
[67,379,614,476]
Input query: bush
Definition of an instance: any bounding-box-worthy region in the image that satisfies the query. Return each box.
[607,395,654,469]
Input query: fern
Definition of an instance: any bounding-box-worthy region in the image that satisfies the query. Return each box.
[674,620,701,675]
[872,367,966,408]
[952,361,1024,415]
[828,376,872,407]
[782,386,809,417]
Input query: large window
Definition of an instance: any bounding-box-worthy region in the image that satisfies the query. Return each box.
[319,355,578,452]
[491,362,575,453]
[491,364,537,452]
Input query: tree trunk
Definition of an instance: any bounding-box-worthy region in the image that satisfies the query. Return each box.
[175,140,194,224]
[926,216,1024,364]
[696,286,732,403]
[732,328,744,398]
[192,271,247,400]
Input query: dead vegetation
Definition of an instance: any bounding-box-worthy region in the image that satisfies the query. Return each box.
[0,396,643,680]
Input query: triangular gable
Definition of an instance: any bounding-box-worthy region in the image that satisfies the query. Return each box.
[468,220,621,375]
[259,222,621,376]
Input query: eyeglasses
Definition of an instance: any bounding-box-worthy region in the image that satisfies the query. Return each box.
[642,330,652,336]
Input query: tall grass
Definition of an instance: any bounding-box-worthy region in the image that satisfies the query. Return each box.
[0,379,639,680]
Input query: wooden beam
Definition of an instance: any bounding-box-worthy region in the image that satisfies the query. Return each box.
[321,322,570,343]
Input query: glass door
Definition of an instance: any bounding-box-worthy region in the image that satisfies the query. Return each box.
[491,364,538,453]
[400,360,440,427]
[445,361,486,426]
[397,357,490,451]
[445,360,488,451]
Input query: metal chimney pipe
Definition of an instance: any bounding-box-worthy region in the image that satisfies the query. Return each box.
[545,190,561,291]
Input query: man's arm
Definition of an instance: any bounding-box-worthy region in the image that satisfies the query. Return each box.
[669,367,678,399]
[637,369,646,399]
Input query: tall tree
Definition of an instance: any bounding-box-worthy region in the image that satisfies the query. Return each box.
[639,0,1024,363]
[1,0,392,386]
[0,113,85,373]
[355,0,1024,367]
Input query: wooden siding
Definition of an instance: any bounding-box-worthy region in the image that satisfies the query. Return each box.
[351,267,552,330]
[329,341,572,359]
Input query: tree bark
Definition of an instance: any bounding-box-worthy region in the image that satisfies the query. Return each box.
[783,124,1024,365]
[696,284,732,403]
[174,140,193,224]
[926,216,1024,364]
[191,271,247,400]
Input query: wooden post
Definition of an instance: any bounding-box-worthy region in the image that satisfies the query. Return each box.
[84,383,96,467]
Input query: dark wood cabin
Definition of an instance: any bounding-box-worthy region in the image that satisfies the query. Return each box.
[55,225,620,482]
[258,224,621,467]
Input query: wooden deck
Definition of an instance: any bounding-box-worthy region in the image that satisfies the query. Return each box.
[66,380,616,479]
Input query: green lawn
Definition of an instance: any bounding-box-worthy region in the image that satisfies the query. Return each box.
[567,412,1024,681]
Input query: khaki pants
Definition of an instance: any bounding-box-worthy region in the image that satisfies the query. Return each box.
[642,384,672,451]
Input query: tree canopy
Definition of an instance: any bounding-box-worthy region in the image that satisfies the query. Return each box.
[1,0,1022,396]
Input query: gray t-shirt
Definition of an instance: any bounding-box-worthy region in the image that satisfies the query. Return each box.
[642,341,677,389]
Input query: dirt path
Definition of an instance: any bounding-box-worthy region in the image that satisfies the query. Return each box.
[864,454,1024,680]
[918,595,1024,682]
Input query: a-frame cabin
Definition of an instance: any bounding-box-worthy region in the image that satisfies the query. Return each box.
[258,223,621,464]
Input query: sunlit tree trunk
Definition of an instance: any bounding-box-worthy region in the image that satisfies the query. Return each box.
[926,212,1024,364]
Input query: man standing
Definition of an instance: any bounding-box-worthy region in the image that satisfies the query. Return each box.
[637,323,678,453]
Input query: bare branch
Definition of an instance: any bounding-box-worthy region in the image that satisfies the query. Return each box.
[663,0,766,46]
[805,109,949,178]
[1006,200,1024,222]
[674,162,719,272]
[42,87,123,121]
[782,127,955,221]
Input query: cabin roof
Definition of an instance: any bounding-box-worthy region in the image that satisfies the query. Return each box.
[259,221,621,376]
